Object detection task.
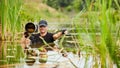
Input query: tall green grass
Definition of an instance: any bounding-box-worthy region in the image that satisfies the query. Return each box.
[0,0,25,65]
[73,0,120,68]
[1,0,23,41]
[0,42,24,65]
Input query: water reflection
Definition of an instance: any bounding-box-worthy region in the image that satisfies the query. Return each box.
[0,23,79,68]
[0,23,105,68]
[1,41,116,68]
[0,42,76,68]
[0,42,24,67]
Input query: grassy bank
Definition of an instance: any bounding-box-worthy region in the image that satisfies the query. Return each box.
[21,0,69,22]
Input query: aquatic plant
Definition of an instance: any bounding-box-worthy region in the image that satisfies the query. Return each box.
[73,0,120,68]
[0,0,23,41]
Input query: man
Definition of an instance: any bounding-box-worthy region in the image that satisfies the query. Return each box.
[21,20,67,50]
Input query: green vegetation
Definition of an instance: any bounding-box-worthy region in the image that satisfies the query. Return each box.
[0,42,24,65]
[44,0,120,12]
[0,0,68,41]
[20,0,67,22]
[43,0,73,11]
[0,0,120,68]
[0,0,23,41]
[73,0,120,68]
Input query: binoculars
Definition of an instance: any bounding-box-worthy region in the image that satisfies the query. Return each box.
[24,22,38,38]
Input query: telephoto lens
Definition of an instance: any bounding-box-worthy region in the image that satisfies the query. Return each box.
[25,22,35,33]
[24,22,38,38]
[25,57,35,66]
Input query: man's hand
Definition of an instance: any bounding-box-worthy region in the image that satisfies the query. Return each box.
[21,33,31,49]
[61,29,68,35]
[64,30,68,35]
[53,29,68,40]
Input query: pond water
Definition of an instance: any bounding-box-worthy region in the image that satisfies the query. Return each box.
[0,23,118,68]
[0,22,76,68]
[0,41,102,68]
[0,42,77,68]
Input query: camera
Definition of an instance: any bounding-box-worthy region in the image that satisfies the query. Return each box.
[24,22,38,38]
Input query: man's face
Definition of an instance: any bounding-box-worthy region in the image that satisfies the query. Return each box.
[39,26,47,33]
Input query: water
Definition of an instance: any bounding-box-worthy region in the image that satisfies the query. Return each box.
[0,41,98,68]
[0,23,118,68]
[0,23,77,68]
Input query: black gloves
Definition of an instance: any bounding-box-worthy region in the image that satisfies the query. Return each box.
[61,29,66,34]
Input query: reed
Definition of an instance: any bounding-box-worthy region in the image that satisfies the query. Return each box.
[0,42,24,65]
[1,0,23,41]
[73,0,120,68]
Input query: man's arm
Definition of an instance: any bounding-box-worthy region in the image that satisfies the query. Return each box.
[53,30,67,40]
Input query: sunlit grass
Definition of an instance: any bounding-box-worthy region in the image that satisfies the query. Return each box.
[0,0,120,67]
[73,0,120,68]
[0,42,24,65]
[1,0,23,41]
